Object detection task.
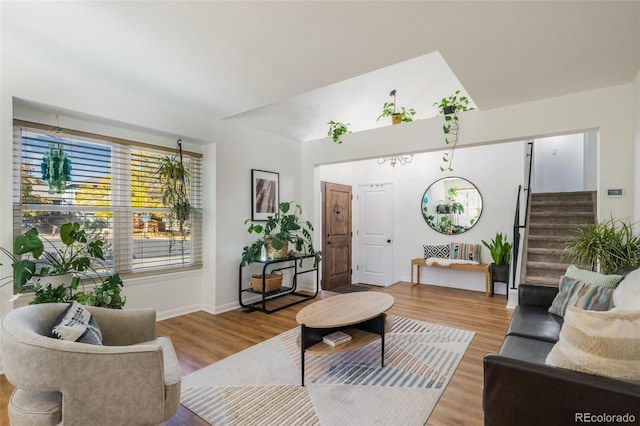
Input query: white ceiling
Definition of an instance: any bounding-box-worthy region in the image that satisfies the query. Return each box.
[2,1,639,142]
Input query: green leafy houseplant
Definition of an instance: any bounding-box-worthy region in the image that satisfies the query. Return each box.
[0,222,125,308]
[482,232,513,265]
[241,201,322,267]
[377,89,416,125]
[434,90,475,172]
[158,154,191,222]
[483,232,513,284]
[327,120,351,144]
[564,217,640,275]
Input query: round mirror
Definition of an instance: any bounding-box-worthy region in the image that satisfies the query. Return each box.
[421,177,483,234]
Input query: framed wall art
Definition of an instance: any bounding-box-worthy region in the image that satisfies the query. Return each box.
[251,169,279,221]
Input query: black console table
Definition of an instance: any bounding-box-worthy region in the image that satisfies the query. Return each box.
[238,254,319,314]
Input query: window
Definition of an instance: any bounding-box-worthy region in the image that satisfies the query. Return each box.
[13,120,203,280]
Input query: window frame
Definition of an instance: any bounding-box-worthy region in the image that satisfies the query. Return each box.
[13,119,203,281]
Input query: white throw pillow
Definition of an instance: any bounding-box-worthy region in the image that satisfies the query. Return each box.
[546,306,640,384]
[613,268,640,309]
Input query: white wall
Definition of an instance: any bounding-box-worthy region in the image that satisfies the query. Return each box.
[634,70,640,223]
[532,133,584,193]
[320,141,525,294]
[210,120,303,313]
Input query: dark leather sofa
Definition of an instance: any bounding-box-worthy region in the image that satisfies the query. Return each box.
[483,284,640,426]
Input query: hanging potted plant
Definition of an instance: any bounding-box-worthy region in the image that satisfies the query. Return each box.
[482,232,512,284]
[377,89,416,125]
[434,90,475,172]
[327,120,351,144]
[158,139,191,222]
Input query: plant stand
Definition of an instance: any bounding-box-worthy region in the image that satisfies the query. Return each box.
[239,253,320,314]
[490,263,510,297]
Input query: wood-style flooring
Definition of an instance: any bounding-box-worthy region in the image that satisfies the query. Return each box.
[0,282,512,425]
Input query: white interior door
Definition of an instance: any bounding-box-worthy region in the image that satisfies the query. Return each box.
[357,183,393,286]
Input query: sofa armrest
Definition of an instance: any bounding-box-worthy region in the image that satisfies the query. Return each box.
[484,354,640,426]
[518,284,559,308]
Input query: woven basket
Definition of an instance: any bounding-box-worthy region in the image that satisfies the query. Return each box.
[251,271,283,293]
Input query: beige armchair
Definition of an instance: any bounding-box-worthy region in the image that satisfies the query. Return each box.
[1,303,181,426]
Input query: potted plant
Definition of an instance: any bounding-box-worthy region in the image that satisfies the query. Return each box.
[158,140,191,223]
[377,89,416,125]
[564,217,640,275]
[0,222,125,308]
[241,201,322,267]
[482,232,513,283]
[327,120,351,144]
[434,90,475,171]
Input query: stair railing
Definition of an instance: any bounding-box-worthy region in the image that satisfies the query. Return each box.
[511,142,534,289]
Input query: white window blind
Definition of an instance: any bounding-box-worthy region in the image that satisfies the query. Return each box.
[13,120,203,279]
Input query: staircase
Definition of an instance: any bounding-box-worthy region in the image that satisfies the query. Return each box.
[520,191,597,286]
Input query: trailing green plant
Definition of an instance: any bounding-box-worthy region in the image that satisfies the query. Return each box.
[327,120,351,144]
[434,90,475,172]
[158,154,191,221]
[0,222,125,308]
[241,201,322,267]
[482,232,513,265]
[564,217,640,275]
[158,139,191,223]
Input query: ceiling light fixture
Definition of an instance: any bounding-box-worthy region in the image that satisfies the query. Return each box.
[377,154,413,167]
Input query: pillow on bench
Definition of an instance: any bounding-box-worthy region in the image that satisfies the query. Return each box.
[423,244,450,259]
[449,242,481,262]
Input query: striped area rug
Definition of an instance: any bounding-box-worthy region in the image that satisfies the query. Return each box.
[180,315,474,426]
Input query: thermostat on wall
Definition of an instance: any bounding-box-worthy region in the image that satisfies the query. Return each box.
[607,188,624,197]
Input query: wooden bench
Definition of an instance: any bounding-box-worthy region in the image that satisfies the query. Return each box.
[410,257,492,297]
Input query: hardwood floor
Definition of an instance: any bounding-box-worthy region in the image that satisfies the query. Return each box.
[0,282,512,425]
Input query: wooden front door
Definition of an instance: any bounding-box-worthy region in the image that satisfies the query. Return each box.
[321,182,352,291]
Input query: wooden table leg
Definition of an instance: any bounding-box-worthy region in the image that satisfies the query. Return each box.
[485,269,491,297]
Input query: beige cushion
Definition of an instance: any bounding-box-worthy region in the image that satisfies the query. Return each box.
[565,265,623,288]
[546,307,640,384]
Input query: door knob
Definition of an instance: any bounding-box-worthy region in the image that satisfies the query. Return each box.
[387,239,391,243]
[327,241,332,245]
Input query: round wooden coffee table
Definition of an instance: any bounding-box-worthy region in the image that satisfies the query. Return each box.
[296,292,394,386]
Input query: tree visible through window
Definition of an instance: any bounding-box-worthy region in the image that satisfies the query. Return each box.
[13,122,202,283]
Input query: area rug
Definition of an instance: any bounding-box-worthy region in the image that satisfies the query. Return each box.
[331,284,373,294]
[180,315,474,426]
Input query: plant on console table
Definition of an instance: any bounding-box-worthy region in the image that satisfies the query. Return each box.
[0,222,125,308]
[434,90,474,172]
[241,201,322,268]
[482,232,512,284]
